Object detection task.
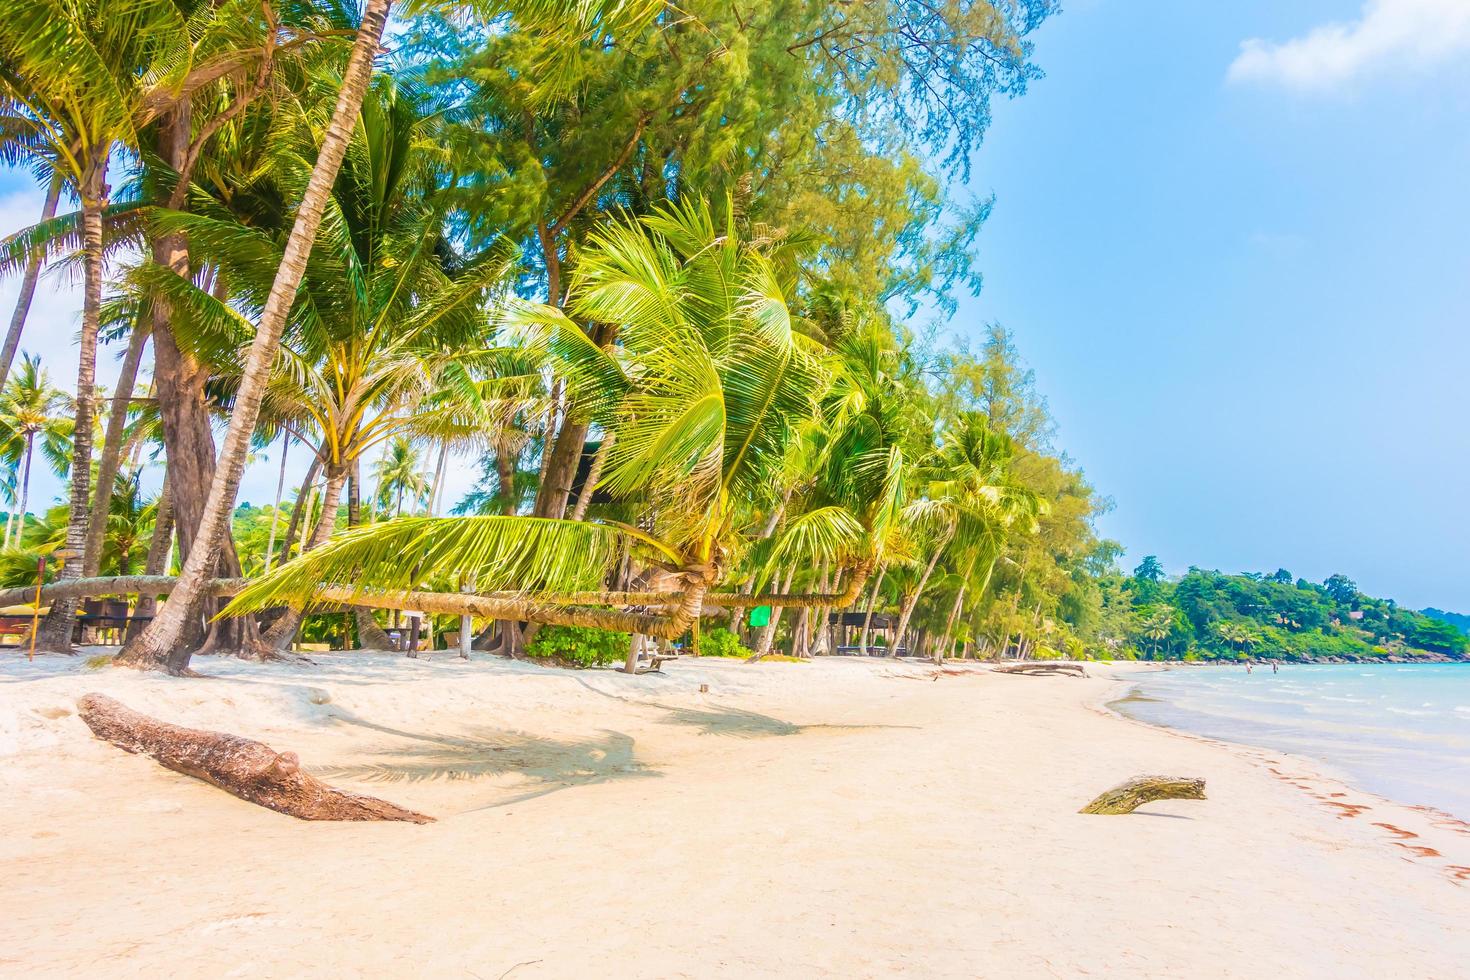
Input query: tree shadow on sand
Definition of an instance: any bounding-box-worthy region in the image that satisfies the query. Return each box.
[312,711,658,805]
[650,702,907,738]
[571,680,914,738]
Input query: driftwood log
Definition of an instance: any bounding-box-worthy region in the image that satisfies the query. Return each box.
[1080,775,1207,814]
[992,662,1088,677]
[77,694,432,823]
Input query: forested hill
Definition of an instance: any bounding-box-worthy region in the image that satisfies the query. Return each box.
[1422,608,1470,636]
[1096,561,1470,662]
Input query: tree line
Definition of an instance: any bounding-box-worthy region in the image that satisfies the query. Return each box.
[1,0,1149,673]
[1096,559,1469,662]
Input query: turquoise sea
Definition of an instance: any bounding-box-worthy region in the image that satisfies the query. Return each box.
[1115,664,1470,820]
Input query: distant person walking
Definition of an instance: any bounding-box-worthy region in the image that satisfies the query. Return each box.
[1272,660,1279,674]
[1246,662,1253,674]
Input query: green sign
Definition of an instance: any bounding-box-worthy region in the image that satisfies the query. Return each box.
[748,605,772,628]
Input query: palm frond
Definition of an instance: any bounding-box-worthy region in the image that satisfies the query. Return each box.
[223,515,651,614]
[759,505,865,589]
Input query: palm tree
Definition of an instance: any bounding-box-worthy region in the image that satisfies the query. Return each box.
[374,438,431,517]
[1,3,135,648]
[144,76,528,650]
[101,470,152,577]
[906,413,1041,663]
[1140,607,1175,659]
[1215,620,1256,658]
[0,353,70,548]
[0,0,255,648]
[122,0,665,672]
[223,200,859,671]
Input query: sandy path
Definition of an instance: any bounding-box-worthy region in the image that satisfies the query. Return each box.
[2,654,1466,978]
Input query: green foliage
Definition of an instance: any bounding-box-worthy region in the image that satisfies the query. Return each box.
[1098,565,1468,662]
[525,624,630,668]
[700,628,752,659]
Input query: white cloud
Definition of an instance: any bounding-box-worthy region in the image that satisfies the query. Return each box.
[1227,0,1470,91]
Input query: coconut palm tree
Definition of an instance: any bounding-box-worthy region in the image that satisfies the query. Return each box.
[223,199,864,672]
[0,353,71,548]
[122,0,665,672]
[900,412,1042,663]
[0,0,267,648]
[374,438,431,517]
[1140,607,1175,659]
[101,469,153,577]
[141,75,528,650]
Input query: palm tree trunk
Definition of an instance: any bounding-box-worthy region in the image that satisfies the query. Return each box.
[263,433,290,573]
[298,485,318,553]
[0,177,61,395]
[276,453,323,568]
[534,382,562,510]
[428,438,449,516]
[39,167,108,653]
[892,524,953,656]
[82,323,149,577]
[120,0,395,674]
[809,560,833,655]
[118,104,232,656]
[535,326,614,519]
[265,467,346,650]
[792,605,810,658]
[753,566,797,657]
[857,560,887,655]
[936,584,966,665]
[345,460,393,651]
[494,445,517,515]
[935,552,982,665]
[127,475,173,643]
[569,433,612,521]
[14,432,35,549]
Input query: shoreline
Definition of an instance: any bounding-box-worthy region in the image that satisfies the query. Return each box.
[3,653,1467,977]
[1105,661,1470,827]
[1095,664,1470,872]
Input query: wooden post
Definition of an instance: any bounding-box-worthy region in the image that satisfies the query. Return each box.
[458,574,473,660]
[27,555,44,661]
[405,612,421,659]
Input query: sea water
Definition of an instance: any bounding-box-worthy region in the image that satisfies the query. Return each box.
[1115,663,1470,820]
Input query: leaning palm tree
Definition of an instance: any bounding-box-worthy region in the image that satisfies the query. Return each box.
[222,200,859,674]
[122,0,665,673]
[144,76,526,650]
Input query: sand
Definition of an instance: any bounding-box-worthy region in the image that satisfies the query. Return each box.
[2,652,1466,978]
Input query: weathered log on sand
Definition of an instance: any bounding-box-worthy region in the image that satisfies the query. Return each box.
[1080,775,1206,815]
[76,693,432,823]
[992,662,1088,677]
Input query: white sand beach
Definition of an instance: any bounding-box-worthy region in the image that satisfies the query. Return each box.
[2,654,1466,978]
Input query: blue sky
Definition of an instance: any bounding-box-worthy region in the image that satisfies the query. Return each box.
[1,0,1467,609]
[949,0,1470,610]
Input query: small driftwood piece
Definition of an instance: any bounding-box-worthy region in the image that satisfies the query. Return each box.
[77,693,432,823]
[1080,775,1206,815]
[992,662,1088,677]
